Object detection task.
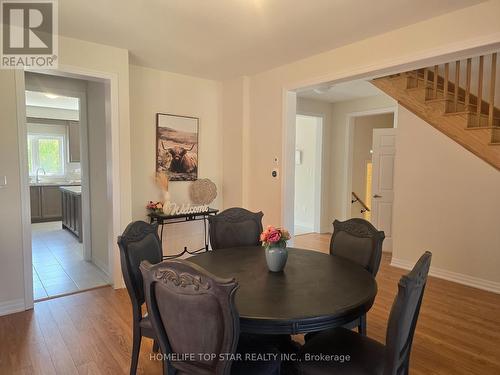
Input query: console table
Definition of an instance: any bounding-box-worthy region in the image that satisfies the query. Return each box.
[148,208,218,258]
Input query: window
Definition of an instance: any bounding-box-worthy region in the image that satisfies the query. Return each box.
[28,134,65,176]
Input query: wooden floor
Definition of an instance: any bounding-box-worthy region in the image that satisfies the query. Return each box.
[1,233,499,374]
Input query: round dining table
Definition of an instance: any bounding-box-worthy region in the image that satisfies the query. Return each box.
[188,246,377,335]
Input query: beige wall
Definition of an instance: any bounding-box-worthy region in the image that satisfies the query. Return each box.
[296,97,333,232]
[221,77,249,208]
[294,115,321,232]
[351,113,393,218]
[0,71,25,313]
[241,0,500,229]
[87,81,109,273]
[129,65,223,254]
[393,106,500,287]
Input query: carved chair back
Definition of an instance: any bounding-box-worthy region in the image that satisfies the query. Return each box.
[140,259,240,375]
[117,221,163,320]
[383,251,432,375]
[208,207,264,250]
[330,218,385,276]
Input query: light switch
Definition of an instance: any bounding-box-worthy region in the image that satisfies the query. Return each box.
[0,176,6,188]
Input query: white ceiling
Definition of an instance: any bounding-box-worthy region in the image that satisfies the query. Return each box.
[25,91,79,110]
[58,0,484,79]
[298,80,384,103]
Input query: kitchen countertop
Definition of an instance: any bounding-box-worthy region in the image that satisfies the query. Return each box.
[59,186,82,194]
[30,182,81,187]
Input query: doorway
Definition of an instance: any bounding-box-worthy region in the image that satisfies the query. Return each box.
[283,79,397,252]
[345,109,396,252]
[347,112,394,218]
[23,72,111,301]
[294,114,323,235]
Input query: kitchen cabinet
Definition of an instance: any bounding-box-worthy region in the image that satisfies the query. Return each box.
[68,121,80,162]
[61,186,82,242]
[30,186,42,221]
[41,186,63,220]
[30,185,71,223]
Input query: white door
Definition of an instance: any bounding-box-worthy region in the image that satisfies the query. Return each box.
[371,128,396,252]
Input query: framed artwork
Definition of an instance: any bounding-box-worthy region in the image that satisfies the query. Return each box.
[156,113,199,181]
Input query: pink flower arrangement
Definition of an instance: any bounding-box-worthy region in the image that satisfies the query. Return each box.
[146,201,163,212]
[260,225,291,248]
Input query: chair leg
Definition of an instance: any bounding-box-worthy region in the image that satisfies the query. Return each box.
[358,314,367,336]
[130,326,142,375]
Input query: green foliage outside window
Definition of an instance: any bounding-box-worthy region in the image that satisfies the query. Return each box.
[38,139,62,174]
[28,134,64,176]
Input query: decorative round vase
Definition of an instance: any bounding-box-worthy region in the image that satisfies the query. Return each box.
[265,246,288,272]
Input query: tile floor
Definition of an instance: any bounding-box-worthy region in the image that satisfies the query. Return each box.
[32,221,109,300]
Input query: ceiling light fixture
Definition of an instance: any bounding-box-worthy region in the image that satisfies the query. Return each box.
[44,93,59,99]
[312,85,335,95]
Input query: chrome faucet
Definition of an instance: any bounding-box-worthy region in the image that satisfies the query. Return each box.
[35,168,46,183]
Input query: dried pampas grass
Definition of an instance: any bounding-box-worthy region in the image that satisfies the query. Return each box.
[155,172,169,191]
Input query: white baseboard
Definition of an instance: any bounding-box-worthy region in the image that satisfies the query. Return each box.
[391,258,500,294]
[0,299,25,317]
[92,257,110,280]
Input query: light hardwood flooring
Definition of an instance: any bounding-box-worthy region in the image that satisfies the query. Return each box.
[1,233,499,374]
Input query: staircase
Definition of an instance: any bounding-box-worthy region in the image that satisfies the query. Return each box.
[371,52,500,170]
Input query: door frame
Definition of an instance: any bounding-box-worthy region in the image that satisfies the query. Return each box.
[294,113,323,233]
[343,107,397,220]
[16,64,121,309]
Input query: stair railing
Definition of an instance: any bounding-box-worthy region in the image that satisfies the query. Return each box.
[416,52,498,129]
[351,192,370,214]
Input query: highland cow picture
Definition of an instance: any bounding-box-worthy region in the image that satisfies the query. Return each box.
[156,113,199,181]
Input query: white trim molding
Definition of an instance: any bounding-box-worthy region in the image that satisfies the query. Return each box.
[0,299,25,317]
[391,258,500,294]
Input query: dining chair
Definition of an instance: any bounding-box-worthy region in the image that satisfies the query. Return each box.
[140,258,281,375]
[330,218,385,335]
[208,207,264,250]
[117,221,163,375]
[298,251,432,375]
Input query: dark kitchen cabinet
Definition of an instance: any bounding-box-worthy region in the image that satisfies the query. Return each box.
[30,186,42,221]
[60,187,82,242]
[30,185,64,223]
[41,186,63,220]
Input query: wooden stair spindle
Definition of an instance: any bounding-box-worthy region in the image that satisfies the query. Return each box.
[370,56,500,171]
[444,63,449,100]
[433,65,438,99]
[489,53,497,128]
[454,61,460,112]
[465,58,472,111]
[477,55,484,127]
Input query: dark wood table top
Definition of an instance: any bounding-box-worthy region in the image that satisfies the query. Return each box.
[188,246,377,334]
